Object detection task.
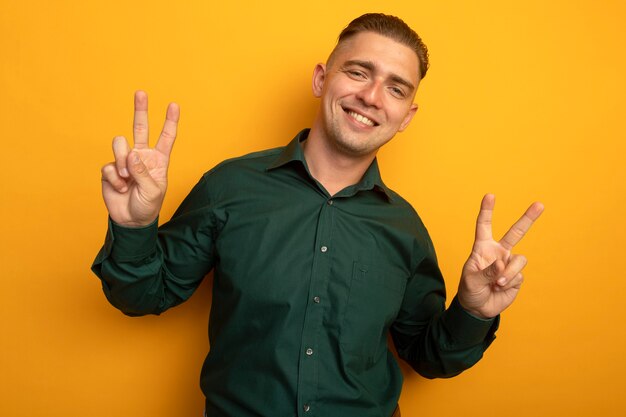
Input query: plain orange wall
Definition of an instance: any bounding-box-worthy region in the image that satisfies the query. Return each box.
[1,1,625,416]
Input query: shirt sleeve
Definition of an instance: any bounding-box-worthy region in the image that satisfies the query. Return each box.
[390,247,499,379]
[91,176,216,316]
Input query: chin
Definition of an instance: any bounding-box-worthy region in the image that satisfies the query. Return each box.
[333,137,379,157]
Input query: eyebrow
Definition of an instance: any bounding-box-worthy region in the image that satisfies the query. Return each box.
[342,59,416,93]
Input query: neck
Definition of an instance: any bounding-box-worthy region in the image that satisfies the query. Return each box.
[303,127,376,196]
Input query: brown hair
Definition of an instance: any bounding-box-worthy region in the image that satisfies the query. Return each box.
[330,13,430,80]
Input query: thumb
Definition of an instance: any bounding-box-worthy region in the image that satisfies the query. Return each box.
[481,259,505,284]
[127,151,160,194]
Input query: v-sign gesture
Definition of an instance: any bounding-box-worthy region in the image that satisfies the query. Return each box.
[101,91,180,227]
[457,194,544,319]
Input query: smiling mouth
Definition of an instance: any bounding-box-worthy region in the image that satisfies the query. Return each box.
[344,108,378,127]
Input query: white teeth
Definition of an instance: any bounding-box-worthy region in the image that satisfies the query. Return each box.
[348,110,375,126]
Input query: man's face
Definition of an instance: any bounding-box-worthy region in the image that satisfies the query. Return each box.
[312,31,420,158]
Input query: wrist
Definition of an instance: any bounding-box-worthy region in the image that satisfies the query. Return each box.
[110,216,159,229]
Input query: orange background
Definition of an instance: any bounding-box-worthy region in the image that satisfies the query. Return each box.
[1,1,625,416]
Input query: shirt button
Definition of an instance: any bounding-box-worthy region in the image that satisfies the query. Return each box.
[327,200,334,205]
[320,246,328,253]
[303,404,311,412]
[313,296,320,304]
[306,348,314,356]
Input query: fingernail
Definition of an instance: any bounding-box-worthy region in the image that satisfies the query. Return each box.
[497,277,507,286]
[120,168,129,177]
[131,152,140,164]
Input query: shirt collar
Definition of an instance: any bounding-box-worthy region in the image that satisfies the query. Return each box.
[267,129,394,202]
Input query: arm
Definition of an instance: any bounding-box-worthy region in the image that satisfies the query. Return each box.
[92,177,216,316]
[392,195,543,378]
[93,92,213,315]
[391,243,499,379]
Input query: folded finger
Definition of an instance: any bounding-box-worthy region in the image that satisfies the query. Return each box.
[500,272,524,291]
[112,136,131,178]
[101,163,128,193]
[496,254,527,287]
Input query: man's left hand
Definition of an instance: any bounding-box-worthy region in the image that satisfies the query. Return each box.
[457,194,544,319]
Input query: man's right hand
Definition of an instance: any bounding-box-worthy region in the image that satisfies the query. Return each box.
[100,91,180,227]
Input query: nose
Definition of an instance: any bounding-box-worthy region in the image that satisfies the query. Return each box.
[356,80,383,109]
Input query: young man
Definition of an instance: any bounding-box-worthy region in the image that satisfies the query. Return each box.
[94,13,543,417]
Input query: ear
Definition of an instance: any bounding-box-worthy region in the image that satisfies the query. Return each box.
[312,63,326,98]
[398,103,418,132]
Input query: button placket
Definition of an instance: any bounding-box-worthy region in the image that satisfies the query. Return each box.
[297,198,334,415]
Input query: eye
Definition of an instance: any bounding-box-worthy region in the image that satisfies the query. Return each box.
[389,86,407,99]
[343,69,367,80]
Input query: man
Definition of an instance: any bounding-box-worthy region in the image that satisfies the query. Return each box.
[93,13,543,417]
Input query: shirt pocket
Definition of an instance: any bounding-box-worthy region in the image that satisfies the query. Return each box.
[340,261,408,366]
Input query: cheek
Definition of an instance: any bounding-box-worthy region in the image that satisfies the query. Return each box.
[328,78,360,97]
[393,103,413,120]
[396,108,416,131]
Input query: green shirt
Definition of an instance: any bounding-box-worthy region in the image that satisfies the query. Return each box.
[92,129,498,417]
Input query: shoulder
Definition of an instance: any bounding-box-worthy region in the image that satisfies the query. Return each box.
[198,146,284,189]
[190,146,287,203]
[385,187,428,229]
[205,146,284,177]
[383,186,436,253]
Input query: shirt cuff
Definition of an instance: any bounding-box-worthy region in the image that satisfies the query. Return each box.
[442,296,499,347]
[108,217,159,262]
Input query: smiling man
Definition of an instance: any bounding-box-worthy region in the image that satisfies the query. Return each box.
[305,30,420,196]
[93,13,543,417]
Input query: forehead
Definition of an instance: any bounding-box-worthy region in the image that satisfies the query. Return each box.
[330,31,420,83]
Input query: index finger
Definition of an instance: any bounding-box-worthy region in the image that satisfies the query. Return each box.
[133,90,149,149]
[499,201,545,250]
